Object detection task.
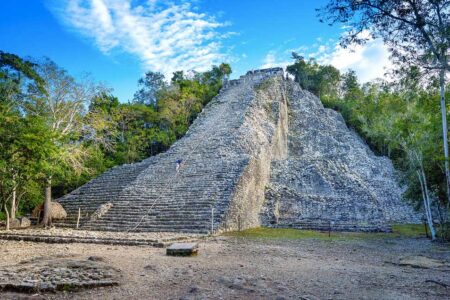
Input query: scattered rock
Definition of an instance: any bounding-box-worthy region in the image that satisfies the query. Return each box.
[144,265,157,271]
[398,256,450,269]
[9,218,21,229]
[88,256,104,262]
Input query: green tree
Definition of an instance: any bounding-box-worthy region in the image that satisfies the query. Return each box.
[133,71,166,106]
[287,53,340,99]
[341,70,363,102]
[28,59,105,226]
[0,51,50,225]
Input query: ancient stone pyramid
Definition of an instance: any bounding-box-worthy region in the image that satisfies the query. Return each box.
[57,68,420,233]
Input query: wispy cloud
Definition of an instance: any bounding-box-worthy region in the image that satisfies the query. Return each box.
[317,31,392,83]
[260,51,291,70]
[262,31,392,83]
[50,0,229,77]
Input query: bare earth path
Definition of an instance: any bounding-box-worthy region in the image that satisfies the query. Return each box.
[1,235,449,299]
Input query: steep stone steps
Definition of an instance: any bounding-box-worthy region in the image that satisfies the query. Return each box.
[57,68,286,233]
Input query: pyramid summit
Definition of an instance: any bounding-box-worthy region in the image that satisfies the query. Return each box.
[56,68,419,233]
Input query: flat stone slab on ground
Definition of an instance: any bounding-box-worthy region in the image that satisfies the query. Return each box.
[166,243,199,256]
[0,255,120,293]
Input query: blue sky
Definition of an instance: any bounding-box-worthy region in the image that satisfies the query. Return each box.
[0,0,392,102]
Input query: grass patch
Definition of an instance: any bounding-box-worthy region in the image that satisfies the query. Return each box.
[225,227,331,240]
[224,225,427,241]
[392,224,427,237]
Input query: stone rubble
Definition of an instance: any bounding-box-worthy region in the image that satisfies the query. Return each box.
[7,217,31,229]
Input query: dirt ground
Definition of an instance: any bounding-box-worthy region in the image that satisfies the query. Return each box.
[0,234,449,300]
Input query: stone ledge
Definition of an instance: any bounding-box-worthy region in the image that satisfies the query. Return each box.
[0,230,202,248]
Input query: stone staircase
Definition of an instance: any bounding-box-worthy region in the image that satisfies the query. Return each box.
[54,159,154,228]
[56,68,287,233]
[56,159,151,227]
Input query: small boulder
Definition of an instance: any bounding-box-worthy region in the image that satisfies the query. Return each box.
[8,218,21,229]
[87,256,104,262]
[18,217,31,228]
[4,217,29,229]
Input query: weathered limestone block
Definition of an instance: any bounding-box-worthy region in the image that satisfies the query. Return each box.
[19,217,31,228]
[6,217,31,229]
[8,218,21,229]
[166,243,199,256]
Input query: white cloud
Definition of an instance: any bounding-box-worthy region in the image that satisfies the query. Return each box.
[263,31,392,83]
[260,51,291,69]
[51,0,228,77]
[261,52,276,68]
[318,32,392,83]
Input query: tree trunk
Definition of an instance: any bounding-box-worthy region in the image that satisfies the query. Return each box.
[4,204,10,231]
[417,169,437,240]
[41,176,52,227]
[439,69,450,207]
[11,176,16,220]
